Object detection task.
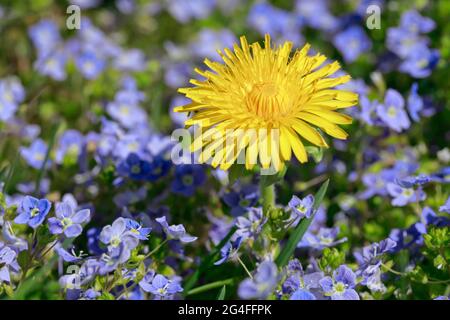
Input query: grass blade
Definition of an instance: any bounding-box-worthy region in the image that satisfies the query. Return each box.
[217,285,226,300]
[275,179,329,267]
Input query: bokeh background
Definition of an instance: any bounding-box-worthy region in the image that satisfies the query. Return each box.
[0,0,449,300]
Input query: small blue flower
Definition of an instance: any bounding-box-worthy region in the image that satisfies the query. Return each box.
[282,259,322,299]
[155,216,197,243]
[55,130,85,164]
[389,223,426,251]
[386,181,426,207]
[333,26,372,63]
[14,196,52,229]
[75,50,105,79]
[28,19,61,56]
[117,153,152,181]
[125,218,151,241]
[223,184,259,217]
[235,207,267,240]
[386,27,428,59]
[399,45,440,78]
[400,10,436,34]
[298,227,347,250]
[214,237,243,265]
[288,194,315,220]
[238,260,279,299]
[376,89,410,132]
[147,156,172,182]
[107,94,147,129]
[319,265,359,300]
[0,244,18,284]
[20,139,49,169]
[139,272,183,299]
[34,50,68,81]
[0,77,25,122]
[99,217,139,262]
[48,201,90,238]
[171,165,206,197]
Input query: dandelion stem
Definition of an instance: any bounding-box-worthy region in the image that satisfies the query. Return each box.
[261,183,275,215]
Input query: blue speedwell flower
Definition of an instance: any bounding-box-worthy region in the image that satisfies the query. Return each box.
[214,237,243,265]
[20,139,49,169]
[319,265,359,300]
[386,181,426,206]
[235,207,267,240]
[55,130,85,164]
[125,218,151,240]
[376,89,410,132]
[288,194,315,220]
[171,165,206,197]
[0,77,25,122]
[399,45,439,78]
[48,201,90,238]
[238,260,279,299]
[333,26,372,63]
[14,196,52,228]
[139,271,183,299]
[298,227,347,250]
[99,217,139,262]
[156,216,197,243]
[0,244,19,284]
[117,153,152,181]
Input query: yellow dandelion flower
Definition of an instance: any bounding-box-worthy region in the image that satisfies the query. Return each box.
[175,34,358,172]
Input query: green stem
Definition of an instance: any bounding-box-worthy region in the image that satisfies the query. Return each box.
[144,239,169,259]
[260,183,275,215]
[186,278,234,296]
[237,257,253,279]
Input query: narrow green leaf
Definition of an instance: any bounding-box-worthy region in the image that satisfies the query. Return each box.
[275,179,329,267]
[186,279,233,297]
[217,285,226,300]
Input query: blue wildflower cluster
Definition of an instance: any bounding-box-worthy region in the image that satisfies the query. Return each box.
[0,0,449,301]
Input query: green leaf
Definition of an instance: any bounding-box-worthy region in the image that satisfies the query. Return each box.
[275,179,329,267]
[217,285,226,300]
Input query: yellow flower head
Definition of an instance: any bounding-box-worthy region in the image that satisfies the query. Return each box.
[175,34,358,172]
